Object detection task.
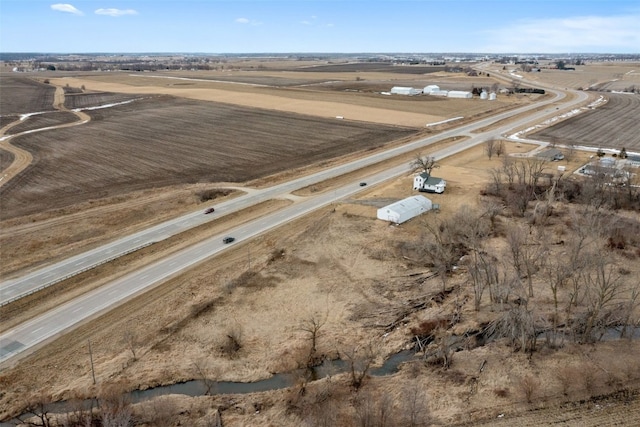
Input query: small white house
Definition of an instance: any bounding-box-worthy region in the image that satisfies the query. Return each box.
[423,85,440,94]
[413,172,446,193]
[390,86,422,96]
[447,90,473,99]
[377,195,433,224]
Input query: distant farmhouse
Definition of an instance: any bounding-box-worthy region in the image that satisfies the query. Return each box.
[413,172,447,193]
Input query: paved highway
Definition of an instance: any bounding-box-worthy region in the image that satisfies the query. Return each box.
[0,86,582,306]
[0,85,588,365]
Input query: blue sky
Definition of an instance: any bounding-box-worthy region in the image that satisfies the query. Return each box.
[1,1,639,53]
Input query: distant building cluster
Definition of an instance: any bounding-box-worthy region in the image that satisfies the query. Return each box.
[387,85,496,100]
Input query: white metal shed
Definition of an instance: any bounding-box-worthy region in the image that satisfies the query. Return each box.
[391,86,422,96]
[377,195,433,224]
[447,91,473,99]
[423,85,440,94]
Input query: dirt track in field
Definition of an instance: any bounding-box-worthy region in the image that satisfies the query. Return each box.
[0,86,91,189]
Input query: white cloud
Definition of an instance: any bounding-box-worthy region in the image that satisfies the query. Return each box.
[95,8,138,17]
[51,4,83,16]
[235,17,261,26]
[300,20,312,25]
[483,14,640,53]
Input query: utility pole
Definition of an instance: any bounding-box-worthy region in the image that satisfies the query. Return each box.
[88,339,96,385]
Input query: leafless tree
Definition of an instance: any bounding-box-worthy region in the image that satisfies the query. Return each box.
[410,153,439,175]
[353,389,395,427]
[400,381,431,427]
[192,358,218,395]
[485,139,496,159]
[299,312,328,366]
[578,257,625,343]
[219,324,243,359]
[61,395,95,427]
[343,343,377,390]
[99,386,133,427]
[16,391,53,427]
[122,329,139,361]
[139,396,178,427]
[544,256,574,348]
[490,302,538,353]
[518,374,540,403]
[495,140,506,157]
[506,224,547,297]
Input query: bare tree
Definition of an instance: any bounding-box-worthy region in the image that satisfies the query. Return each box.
[343,343,377,390]
[353,389,395,427]
[495,140,506,157]
[544,256,574,348]
[400,381,430,427]
[192,358,218,395]
[122,329,139,361]
[506,224,547,297]
[16,392,53,427]
[99,385,133,427]
[219,324,243,359]
[578,257,624,343]
[485,139,496,159]
[411,153,439,175]
[299,312,328,367]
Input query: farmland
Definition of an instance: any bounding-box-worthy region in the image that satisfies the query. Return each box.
[529,93,640,150]
[0,86,418,220]
[1,59,640,426]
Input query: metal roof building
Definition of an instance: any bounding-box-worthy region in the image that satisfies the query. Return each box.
[377,195,433,224]
[391,86,422,96]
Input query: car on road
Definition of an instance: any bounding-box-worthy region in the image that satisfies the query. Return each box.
[204,207,215,214]
[359,182,367,186]
[223,237,235,244]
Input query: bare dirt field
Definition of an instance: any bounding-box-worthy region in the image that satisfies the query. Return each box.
[1,61,640,426]
[519,62,640,91]
[0,89,417,220]
[530,93,640,150]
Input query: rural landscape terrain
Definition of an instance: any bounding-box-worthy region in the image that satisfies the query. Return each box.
[1,54,640,426]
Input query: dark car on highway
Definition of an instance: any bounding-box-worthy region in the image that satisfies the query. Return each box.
[223,237,235,244]
[204,207,215,214]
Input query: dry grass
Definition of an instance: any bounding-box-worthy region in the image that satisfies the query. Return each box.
[2,62,640,426]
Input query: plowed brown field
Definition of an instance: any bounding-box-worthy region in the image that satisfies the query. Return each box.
[530,93,640,150]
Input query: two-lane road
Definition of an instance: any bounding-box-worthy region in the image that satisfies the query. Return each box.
[0,86,581,306]
[0,86,589,365]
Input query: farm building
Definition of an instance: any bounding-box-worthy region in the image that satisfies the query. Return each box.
[423,85,440,94]
[413,172,447,193]
[428,90,449,97]
[627,155,640,167]
[377,195,433,224]
[390,86,422,96]
[447,91,473,99]
[537,148,565,161]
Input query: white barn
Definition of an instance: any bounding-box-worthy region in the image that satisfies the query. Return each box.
[447,90,473,99]
[423,85,440,94]
[391,86,422,96]
[377,195,433,224]
[428,90,449,97]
